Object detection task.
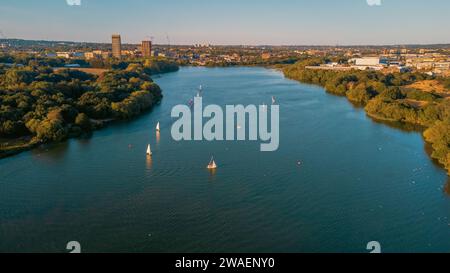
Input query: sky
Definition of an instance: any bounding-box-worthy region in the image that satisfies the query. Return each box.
[0,0,449,45]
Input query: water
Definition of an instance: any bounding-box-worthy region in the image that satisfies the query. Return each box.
[0,67,449,253]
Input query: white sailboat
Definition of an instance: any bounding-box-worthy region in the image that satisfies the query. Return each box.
[272,96,276,104]
[146,144,152,156]
[207,156,217,169]
[196,85,203,97]
[156,122,160,132]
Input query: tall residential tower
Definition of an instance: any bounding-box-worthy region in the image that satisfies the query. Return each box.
[112,34,122,59]
[141,40,152,58]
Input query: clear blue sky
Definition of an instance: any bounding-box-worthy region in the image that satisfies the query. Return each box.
[0,0,449,45]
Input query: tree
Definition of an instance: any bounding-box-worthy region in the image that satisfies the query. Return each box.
[35,118,68,142]
[75,113,92,131]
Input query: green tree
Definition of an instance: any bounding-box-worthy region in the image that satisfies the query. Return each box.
[75,113,92,131]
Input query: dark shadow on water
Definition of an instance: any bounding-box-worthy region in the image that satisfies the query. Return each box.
[368,115,426,133]
[31,141,70,162]
[445,178,450,196]
[90,103,162,138]
[344,97,426,133]
[74,133,94,153]
[348,100,366,109]
[30,130,98,161]
[424,142,449,173]
[75,131,94,141]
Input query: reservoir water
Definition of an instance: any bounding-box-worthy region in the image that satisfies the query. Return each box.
[0,67,449,253]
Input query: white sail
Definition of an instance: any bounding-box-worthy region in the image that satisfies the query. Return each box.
[207,156,217,169]
[146,144,152,156]
[272,96,276,104]
[196,85,203,97]
[156,122,160,131]
[210,160,217,169]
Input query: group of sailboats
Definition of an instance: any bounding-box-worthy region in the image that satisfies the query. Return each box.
[146,116,218,170]
[147,88,277,170]
[146,122,160,156]
[148,93,277,169]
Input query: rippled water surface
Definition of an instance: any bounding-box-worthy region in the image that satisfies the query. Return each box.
[0,67,449,253]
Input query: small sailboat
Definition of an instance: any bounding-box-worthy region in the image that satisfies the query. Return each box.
[146,144,152,156]
[156,122,160,132]
[207,156,217,170]
[196,85,203,97]
[272,96,276,104]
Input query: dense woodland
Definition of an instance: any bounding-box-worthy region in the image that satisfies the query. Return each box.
[0,53,180,72]
[283,58,450,175]
[0,55,178,157]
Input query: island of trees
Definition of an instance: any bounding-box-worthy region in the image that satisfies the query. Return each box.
[283,58,450,175]
[0,55,179,158]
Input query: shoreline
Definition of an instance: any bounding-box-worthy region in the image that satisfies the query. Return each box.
[0,106,160,160]
[2,65,449,177]
[0,58,179,160]
[283,73,450,176]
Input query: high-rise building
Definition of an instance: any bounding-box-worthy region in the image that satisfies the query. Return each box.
[112,34,122,59]
[141,40,152,58]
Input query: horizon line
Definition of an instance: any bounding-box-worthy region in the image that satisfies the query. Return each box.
[1,37,450,48]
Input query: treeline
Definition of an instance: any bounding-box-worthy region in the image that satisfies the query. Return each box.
[0,53,179,74]
[0,61,170,157]
[177,56,300,68]
[283,58,450,175]
[89,57,180,74]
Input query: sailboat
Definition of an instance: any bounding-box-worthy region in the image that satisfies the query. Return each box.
[272,96,276,104]
[196,85,203,97]
[207,156,217,170]
[146,144,152,156]
[156,122,160,132]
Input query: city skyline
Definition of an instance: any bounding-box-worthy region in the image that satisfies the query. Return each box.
[0,0,450,46]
